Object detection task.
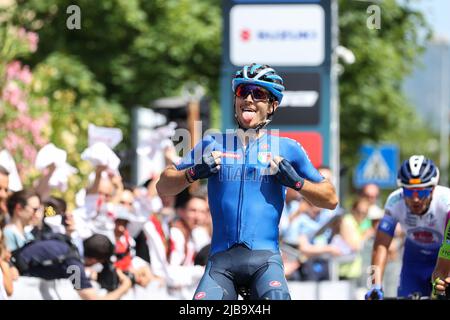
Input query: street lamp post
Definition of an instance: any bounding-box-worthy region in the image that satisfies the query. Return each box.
[440,41,449,185]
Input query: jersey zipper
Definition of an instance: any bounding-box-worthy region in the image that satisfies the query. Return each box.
[236,153,245,243]
[236,144,251,243]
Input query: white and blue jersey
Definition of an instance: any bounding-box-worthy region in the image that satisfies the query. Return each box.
[176,131,324,256]
[378,185,450,296]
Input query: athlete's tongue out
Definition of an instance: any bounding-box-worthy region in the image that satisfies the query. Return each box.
[242,110,256,123]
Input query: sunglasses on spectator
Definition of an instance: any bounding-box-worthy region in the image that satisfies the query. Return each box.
[26,205,41,213]
[402,187,433,199]
[120,200,133,206]
[235,85,271,102]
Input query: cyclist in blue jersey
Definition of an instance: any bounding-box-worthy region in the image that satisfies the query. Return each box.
[366,155,450,299]
[157,63,338,300]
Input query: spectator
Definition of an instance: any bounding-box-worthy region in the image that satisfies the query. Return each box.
[30,197,57,239]
[143,193,204,299]
[71,165,117,240]
[143,194,176,280]
[361,183,384,222]
[170,196,201,267]
[189,195,211,253]
[0,220,13,299]
[295,200,342,281]
[337,197,374,281]
[279,188,302,239]
[33,163,56,201]
[360,184,404,296]
[135,175,163,216]
[282,198,341,281]
[4,190,40,251]
[112,205,153,288]
[11,233,132,300]
[41,196,85,256]
[86,165,115,214]
[0,166,9,221]
[111,183,151,265]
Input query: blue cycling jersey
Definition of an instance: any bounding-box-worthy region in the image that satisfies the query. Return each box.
[176,131,324,256]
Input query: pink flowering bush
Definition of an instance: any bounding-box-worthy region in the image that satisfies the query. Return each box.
[1,22,128,204]
[0,24,50,184]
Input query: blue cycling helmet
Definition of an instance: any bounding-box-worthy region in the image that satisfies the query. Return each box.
[397,155,440,188]
[232,63,285,103]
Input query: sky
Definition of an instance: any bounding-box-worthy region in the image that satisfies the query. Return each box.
[408,0,450,41]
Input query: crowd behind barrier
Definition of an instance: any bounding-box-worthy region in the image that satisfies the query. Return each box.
[0,140,403,300]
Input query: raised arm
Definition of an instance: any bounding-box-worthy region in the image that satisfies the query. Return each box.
[34,163,56,199]
[156,165,191,197]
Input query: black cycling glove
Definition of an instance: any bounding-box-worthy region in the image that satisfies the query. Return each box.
[186,153,219,182]
[274,159,305,191]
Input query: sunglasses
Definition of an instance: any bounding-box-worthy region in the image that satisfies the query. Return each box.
[235,85,271,102]
[402,187,433,199]
[120,200,133,206]
[26,205,41,214]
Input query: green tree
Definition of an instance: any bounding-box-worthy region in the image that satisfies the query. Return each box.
[31,52,129,204]
[12,0,222,107]
[338,0,436,177]
[1,2,129,204]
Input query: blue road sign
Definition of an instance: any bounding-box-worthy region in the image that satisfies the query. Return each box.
[353,144,399,189]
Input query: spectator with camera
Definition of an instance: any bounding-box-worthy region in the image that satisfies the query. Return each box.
[112,205,154,288]
[10,233,132,299]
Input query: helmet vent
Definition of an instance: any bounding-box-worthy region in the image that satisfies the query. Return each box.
[409,155,425,176]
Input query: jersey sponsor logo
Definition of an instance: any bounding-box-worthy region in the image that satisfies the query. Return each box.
[412,231,434,243]
[195,292,206,299]
[406,228,442,245]
[269,281,281,287]
[257,152,272,164]
[222,152,242,159]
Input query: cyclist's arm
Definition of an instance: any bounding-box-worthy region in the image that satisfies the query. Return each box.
[432,213,450,295]
[157,136,217,197]
[371,224,395,286]
[299,179,338,210]
[156,165,191,196]
[283,138,337,210]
